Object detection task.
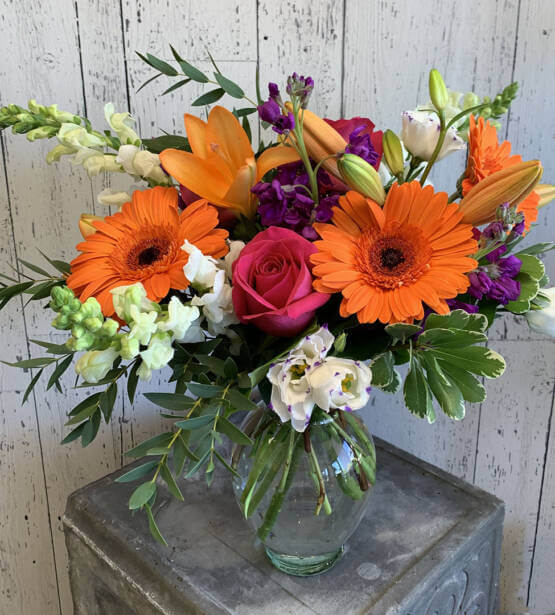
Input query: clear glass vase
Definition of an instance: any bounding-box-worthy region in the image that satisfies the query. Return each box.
[231,408,375,576]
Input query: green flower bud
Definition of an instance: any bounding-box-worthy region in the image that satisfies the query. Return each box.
[83,317,103,332]
[28,100,47,115]
[13,121,36,134]
[71,323,86,338]
[382,130,404,176]
[120,334,140,360]
[337,153,385,205]
[429,69,448,111]
[46,144,76,164]
[101,318,119,338]
[46,104,79,124]
[26,125,59,141]
[75,348,119,384]
[462,92,480,109]
[52,314,71,330]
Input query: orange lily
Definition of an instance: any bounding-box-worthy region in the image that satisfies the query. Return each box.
[285,102,346,180]
[458,160,543,226]
[159,106,300,219]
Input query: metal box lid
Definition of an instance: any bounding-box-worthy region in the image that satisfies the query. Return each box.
[64,438,504,614]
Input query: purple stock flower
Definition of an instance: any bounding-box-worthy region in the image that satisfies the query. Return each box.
[468,244,522,305]
[252,161,336,238]
[286,73,314,107]
[268,82,281,101]
[345,125,380,167]
[257,98,295,134]
[446,299,480,314]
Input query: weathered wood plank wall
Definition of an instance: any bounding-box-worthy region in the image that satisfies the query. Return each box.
[0,1,553,613]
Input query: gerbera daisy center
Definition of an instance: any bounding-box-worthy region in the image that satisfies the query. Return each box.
[380,247,406,270]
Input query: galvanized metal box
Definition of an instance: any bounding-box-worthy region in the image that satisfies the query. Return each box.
[63,438,504,614]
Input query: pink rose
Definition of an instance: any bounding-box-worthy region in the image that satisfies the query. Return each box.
[232,227,329,337]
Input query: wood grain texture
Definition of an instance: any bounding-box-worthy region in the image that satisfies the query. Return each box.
[0,1,553,613]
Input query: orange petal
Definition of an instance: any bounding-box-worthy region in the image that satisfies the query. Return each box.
[256,145,300,181]
[218,158,257,218]
[159,149,230,202]
[184,113,208,158]
[206,106,253,172]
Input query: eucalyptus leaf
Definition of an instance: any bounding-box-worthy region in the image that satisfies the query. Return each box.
[215,416,253,445]
[144,392,195,411]
[145,504,168,546]
[115,460,158,483]
[160,463,184,501]
[192,88,225,106]
[175,414,217,430]
[186,382,224,398]
[227,388,258,413]
[81,409,101,447]
[23,368,43,404]
[126,432,174,458]
[128,481,157,510]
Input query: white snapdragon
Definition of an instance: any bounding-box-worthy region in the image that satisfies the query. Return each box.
[266,327,372,432]
[526,288,555,337]
[224,240,245,280]
[157,296,201,341]
[140,331,174,372]
[183,240,219,290]
[97,188,133,208]
[191,269,239,336]
[400,110,465,161]
[115,144,170,185]
[127,308,158,346]
[111,283,158,322]
[104,103,140,145]
[310,358,372,412]
[75,347,119,384]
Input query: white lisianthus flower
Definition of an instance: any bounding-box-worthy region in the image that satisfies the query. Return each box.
[140,332,174,371]
[111,283,158,322]
[75,347,119,384]
[225,240,245,280]
[97,188,132,208]
[289,326,335,365]
[526,288,555,337]
[267,359,316,432]
[266,327,336,432]
[158,296,200,341]
[400,110,465,161]
[183,240,219,290]
[310,358,372,412]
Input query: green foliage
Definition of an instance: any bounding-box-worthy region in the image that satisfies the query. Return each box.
[142,134,190,154]
[506,253,545,314]
[397,310,505,422]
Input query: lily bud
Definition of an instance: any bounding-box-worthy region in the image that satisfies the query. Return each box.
[79,213,103,238]
[382,130,404,176]
[337,153,385,205]
[284,101,346,179]
[429,69,448,111]
[535,184,555,209]
[459,160,543,226]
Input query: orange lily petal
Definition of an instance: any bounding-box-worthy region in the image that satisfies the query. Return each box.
[256,145,300,181]
[184,113,209,158]
[159,149,229,202]
[206,106,254,173]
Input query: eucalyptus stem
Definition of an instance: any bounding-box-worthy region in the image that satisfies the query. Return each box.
[307,445,332,515]
[257,427,298,541]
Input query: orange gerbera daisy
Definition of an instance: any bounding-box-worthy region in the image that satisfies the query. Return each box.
[67,187,228,316]
[463,115,539,231]
[311,182,478,324]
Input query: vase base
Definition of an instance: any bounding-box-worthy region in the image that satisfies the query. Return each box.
[265,546,344,576]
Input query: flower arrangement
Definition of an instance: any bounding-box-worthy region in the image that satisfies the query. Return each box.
[1,51,553,550]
